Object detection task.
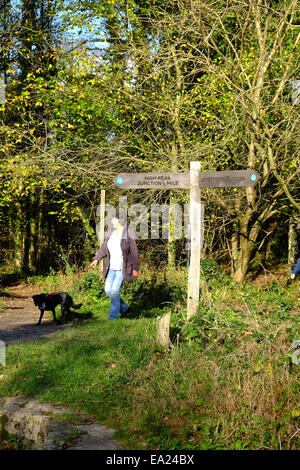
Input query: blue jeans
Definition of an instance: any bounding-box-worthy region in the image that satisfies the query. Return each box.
[104,269,128,320]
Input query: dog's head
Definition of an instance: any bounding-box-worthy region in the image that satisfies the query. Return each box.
[32,294,47,310]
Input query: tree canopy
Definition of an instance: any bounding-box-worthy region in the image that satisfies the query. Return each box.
[0,0,299,277]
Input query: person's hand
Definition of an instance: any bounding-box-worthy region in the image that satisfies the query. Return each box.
[91,259,98,268]
[132,270,138,278]
[291,273,296,280]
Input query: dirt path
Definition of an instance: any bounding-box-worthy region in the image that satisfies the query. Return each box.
[0,284,72,345]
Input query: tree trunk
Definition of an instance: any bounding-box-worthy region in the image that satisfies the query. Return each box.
[22,195,31,272]
[75,206,97,242]
[234,235,253,283]
[97,189,106,273]
[168,191,177,268]
[288,216,300,271]
[36,189,44,271]
[233,209,261,283]
[28,189,37,273]
[234,213,252,283]
[231,231,239,276]
[168,141,179,268]
[13,201,24,270]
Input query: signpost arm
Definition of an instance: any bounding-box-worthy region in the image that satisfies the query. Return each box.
[187,162,201,319]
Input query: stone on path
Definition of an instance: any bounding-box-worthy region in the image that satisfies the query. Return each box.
[0,396,123,450]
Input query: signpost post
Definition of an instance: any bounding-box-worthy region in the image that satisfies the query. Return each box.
[114,165,260,319]
[187,162,201,318]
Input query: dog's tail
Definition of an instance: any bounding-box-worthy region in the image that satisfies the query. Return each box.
[72,303,82,309]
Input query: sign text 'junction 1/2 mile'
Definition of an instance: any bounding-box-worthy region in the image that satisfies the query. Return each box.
[114,169,260,189]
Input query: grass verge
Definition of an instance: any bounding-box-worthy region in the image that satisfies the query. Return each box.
[0,262,299,450]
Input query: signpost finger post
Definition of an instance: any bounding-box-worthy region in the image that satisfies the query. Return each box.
[114,164,260,321]
[187,162,201,318]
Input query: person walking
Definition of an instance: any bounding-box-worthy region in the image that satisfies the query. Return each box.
[291,257,300,280]
[90,214,139,319]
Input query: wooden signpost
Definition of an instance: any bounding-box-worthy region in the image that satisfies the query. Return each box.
[114,169,260,189]
[187,162,201,318]
[114,164,260,323]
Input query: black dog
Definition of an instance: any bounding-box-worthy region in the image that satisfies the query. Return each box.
[32,292,82,326]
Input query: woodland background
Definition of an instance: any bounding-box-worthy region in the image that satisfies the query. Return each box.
[0,0,299,280]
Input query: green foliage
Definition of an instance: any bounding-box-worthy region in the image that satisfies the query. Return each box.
[117,270,186,318]
[1,0,299,276]
[200,259,222,281]
[79,271,104,298]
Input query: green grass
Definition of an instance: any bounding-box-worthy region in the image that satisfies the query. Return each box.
[0,305,156,447]
[0,263,299,450]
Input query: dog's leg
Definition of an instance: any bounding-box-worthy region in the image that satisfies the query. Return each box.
[61,308,68,322]
[67,307,73,321]
[52,308,61,324]
[61,300,68,321]
[62,307,72,322]
[36,309,44,326]
[61,303,71,322]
